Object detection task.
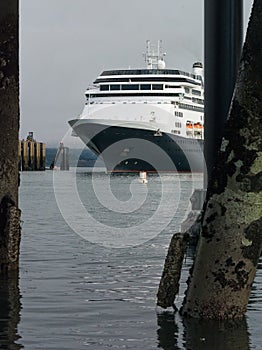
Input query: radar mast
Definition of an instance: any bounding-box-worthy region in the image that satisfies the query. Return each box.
[143,40,166,69]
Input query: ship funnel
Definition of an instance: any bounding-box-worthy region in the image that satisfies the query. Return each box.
[193,62,204,79]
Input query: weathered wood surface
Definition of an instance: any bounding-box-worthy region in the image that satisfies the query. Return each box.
[0,0,21,273]
[157,233,189,309]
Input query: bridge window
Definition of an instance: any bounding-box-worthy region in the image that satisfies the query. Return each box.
[192,89,201,96]
[121,84,139,90]
[100,85,109,91]
[140,84,151,90]
[110,84,120,90]
[152,84,163,90]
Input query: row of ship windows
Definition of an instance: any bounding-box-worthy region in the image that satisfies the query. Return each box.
[170,130,203,135]
[184,87,201,96]
[184,96,204,105]
[88,93,181,98]
[87,98,203,108]
[86,100,204,113]
[178,103,204,113]
[86,100,178,106]
[87,92,204,110]
[100,84,163,91]
[99,84,202,96]
[192,98,204,105]
[177,139,203,145]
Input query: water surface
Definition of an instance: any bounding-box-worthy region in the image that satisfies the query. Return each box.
[0,169,261,349]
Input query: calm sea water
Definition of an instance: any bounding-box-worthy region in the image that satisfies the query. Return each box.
[0,169,261,349]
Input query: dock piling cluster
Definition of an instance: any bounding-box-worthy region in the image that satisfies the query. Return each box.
[19,132,46,171]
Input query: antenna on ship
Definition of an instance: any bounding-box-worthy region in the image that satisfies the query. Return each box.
[143,40,166,69]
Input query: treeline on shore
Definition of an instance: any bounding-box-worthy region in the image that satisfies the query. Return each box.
[46,147,104,168]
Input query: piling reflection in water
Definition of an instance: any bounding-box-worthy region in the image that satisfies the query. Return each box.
[156,255,262,350]
[157,312,179,349]
[157,309,250,350]
[182,318,250,350]
[0,272,23,350]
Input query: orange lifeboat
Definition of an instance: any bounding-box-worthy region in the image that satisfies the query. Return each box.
[194,122,203,129]
[186,121,193,129]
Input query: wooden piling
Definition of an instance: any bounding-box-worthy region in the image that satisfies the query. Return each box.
[0,0,21,274]
[41,143,46,170]
[157,233,190,309]
[19,133,46,171]
[35,142,40,170]
[29,141,34,170]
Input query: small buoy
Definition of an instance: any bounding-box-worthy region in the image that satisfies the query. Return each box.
[139,171,148,184]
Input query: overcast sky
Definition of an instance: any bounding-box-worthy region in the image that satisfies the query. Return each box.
[20,0,253,147]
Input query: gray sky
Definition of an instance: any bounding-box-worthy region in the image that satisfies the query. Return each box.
[20,0,253,147]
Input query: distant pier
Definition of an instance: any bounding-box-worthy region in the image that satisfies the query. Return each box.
[50,143,70,171]
[19,132,46,171]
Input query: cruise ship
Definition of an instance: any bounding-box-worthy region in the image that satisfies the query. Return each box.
[69,41,204,173]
